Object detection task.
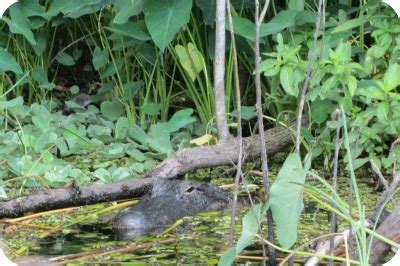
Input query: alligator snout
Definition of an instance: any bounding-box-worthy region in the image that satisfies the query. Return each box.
[112,180,230,239]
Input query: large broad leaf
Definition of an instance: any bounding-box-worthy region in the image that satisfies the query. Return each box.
[115,117,131,139]
[311,98,332,124]
[105,21,151,41]
[145,0,192,51]
[229,16,255,41]
[175,43,204,81]
[270,153,305,249]
[165,108,196,133]
[46,0,112,19]
[147,123,173,155]
[92,47,109,70]
[219,204,268,266]
[228,10,298,41]
[113,0,148,24]
[100,100,125,121]
[195,0,215,25]
[128,124,148,145]
[141,102,161,116]
[260,10,298,36]
[21,0,48,19]
[3,4,36,45]
[31,31,47,56]
[0,96,23,109]
[0,48,23,74]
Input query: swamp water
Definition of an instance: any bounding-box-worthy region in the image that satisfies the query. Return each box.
[0,160,390,265]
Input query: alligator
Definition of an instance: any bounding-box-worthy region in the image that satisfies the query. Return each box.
[112,180,231,239]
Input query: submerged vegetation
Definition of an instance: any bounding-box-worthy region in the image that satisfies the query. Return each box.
[0,0,399,265]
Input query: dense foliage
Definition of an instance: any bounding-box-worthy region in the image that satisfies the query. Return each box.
[0,0,398,196]
[0,0,400,263]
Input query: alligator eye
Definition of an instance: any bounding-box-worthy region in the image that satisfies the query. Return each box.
[185,186,196,193]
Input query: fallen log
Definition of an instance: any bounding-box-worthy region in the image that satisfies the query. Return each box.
[0,120,299,218]
[368,207,400,264]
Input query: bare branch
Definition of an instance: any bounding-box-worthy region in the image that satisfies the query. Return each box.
[329,110,341,266]
[254,0,275,264]
[295,0,325,154]
[226,0,244,247]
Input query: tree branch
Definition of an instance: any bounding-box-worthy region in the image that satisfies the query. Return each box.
[0,119,306,218]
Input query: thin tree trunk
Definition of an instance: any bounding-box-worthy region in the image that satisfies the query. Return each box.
[215,0,230,142]
[226,0,244,247]
[254,0,275,264]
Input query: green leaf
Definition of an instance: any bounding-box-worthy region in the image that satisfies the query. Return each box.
[105,21,151,41]
[166,108,196,133]
[260,10,298,36]
[32,112,51,132]
[347,75,358,97]
[270,153,305,249]
[113,0,148,24]
[229,10,298,41]
[126,145,148,162]
[195,0,215,25]
[383,63,400,92]
[261,59,280,76]
[145,0,192,50]
[21,0,48,19]
[0,48,23,74]
[100,143,126,159]
[49,0,109,19]
[351,157,369,170]
[320,76,338,98]
[175,43,204,81]
[56,52,75,66]
[31,66,55,90]
[30,30,46,56]
[92,47,109,70]
[115,117,131,139]
[34,132,57,153]
[231,106,257,120]
[141,102,161,116]
[31,66,48,84]
[236,204,265,253]
[355,86,385,100]
[218,247,236,266]
[218,204,267,266]
[0,96,23,109]
[332,15,369,33]
[229,16,255,41]
[295,10,316,25]
[311,98,332,124]
[94,168,112,183]
[377,102,389,124]
[122,81,144,101]
[280,66,298,96]
[3,5,36,45]
[100,100,125,121]
[147,123,173,154]
[128,125,148,145]
[87,125,112,139]
[111,167,131,182]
